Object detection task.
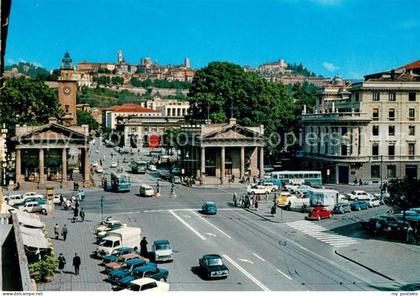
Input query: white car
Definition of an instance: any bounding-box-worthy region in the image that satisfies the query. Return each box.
[21,201,47,214]
[148,164,157,171]
[95,166,104,173]
[92,162,99,168]
[22,192,38,198]
[110,161,118,168]
[346,190,373,201]
[247,185,270,195]
[153,240,173,262]
[368,198,381,208]
[124,278,170,292]
[6,194,24,206]
[261,182,279,192]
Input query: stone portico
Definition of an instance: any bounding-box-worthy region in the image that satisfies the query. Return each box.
[179,118,265,184]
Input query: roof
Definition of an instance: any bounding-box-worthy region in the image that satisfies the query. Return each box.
[130,277,158,285]
[19,226,49,249]
[396,60,420,71]
[110,104,159,113]
[203,254,222,259]
[134,263,158,272]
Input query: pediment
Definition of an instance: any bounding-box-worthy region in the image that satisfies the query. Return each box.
[14,123,89,143]
[203,124,263,140]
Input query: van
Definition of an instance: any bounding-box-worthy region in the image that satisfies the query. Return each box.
[139,184,154,197]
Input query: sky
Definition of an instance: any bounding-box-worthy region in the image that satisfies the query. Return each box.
[5,0,420,79]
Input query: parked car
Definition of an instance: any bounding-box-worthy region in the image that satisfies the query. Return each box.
[199,254,229,280]
[260,182,279,192]
[96,223,126,243]
[346,190,373,201]
[21,201,47,215]
[22,192,38,198]
[95,219,126,235]
[351,200,370,211]
[153,240,173,262]
[306,206,333,220]
[368,198,381,208]
[114,264,169,289]
[148,164,157,171]
[23,196,46,206]
[102,247,137,265]
[107,258,150,283]
[6,194,24,206]
[201,201,217,215]
[96,166,104,173]
[124,278,170,292]
[105,253,145,273]
[332,203,351,214]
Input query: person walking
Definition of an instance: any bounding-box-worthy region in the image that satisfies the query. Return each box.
[233,192,238,207]
[61,224,68,241]
[140,237,148,258]
[255,199,259,211]
[58,253,66,273]
[73,207,79,222]
[54,223,60,239]
[72,253,81,275]
[79,208,85,222]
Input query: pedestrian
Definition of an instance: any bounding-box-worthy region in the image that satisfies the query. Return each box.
[72,253,81,275]
[233,192,238,207]
[104,178,108,190]
[231,175,235,183]
[79,208,85,222]
[59,194,64,206]
[140,236,148,258]
[73,207,79,222]
[61,224,68,241]
[255,199,259,211]
[54,223,60,239]
[58,253,66,273]
[253,176,257,184]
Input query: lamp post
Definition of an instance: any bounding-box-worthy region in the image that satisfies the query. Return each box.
[380,155,383,200]
[100,196,104,221]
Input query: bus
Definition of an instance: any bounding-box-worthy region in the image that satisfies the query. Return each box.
[110,172,131,192]
[130,160,148,174]
[264,171,322,188]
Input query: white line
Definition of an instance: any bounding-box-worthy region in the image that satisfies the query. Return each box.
[238,258,254,264]
[252,252,266,262]
[168,210,207,241]
[223,255,270,291]
[276,269,293,281]
[189,210,232,239]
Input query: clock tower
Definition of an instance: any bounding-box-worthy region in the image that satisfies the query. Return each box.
[58,51,77,127]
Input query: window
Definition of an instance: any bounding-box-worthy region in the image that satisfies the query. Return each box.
[388,144,395,156]
[409,92,416,102]
[371,165,380,178]
[387,165,396,179]
[372,108,379,121]
[388,92,396,101]
[372,125,379,136]
[372,143,379,156]
[354,93,359,102]
[388,108,395,120]
[388,126,395,136]
[409,108,416,120]
[372,91,380,101]
[408,143,415,156]
[341,145,348,156]
[409,126,415,136]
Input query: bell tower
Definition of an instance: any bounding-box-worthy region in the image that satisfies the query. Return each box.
[58,51,77,126]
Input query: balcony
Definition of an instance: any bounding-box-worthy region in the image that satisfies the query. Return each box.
[302,111,371,124]
[297,151,420,162]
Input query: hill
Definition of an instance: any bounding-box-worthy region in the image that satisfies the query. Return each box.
[5,62,58,80]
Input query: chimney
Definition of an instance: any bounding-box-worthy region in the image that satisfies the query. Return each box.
[48,117,58,124]
[229,117,237,125]
[204,119,212,125]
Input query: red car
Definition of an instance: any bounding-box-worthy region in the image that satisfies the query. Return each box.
[306,206,333,220]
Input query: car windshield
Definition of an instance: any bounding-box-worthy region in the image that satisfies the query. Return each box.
[207,258,223,266]
[100,240,114,247]
[156,244,170,250]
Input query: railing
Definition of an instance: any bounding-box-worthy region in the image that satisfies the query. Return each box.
[297,152,420,162]
[302,112,371,122]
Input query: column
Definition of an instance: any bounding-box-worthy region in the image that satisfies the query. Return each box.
[200,147,205,177]
[39,149,45,183]
[259,147,264,178]
[15,149,22,182]
[83,148,90,185]
[240,146,245,178]
[62,148,67,182]
[220,147,225,179]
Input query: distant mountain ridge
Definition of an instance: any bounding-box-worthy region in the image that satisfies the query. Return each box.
[5,62,58,80]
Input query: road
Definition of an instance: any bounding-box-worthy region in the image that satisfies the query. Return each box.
[50,138,398,291]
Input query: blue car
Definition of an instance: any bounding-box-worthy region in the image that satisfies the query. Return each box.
[351,200,369,211]
[23,196,46,205]
[102,247,136,265]
[115,264,169,290]
[107,258,151,284]
[202,201,217,215]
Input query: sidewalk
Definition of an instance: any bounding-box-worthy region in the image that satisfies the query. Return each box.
[243,199,307,223]
[335,239,420,284]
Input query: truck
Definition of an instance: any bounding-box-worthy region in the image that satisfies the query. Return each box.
[306,188,339,210]
[276,191,310,211]
[96,227,141,258]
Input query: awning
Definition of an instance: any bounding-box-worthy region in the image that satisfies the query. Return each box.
[19,226,50,249]
[16,213,45,229]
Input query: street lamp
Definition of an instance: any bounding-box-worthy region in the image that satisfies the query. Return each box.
[100,196,104,221]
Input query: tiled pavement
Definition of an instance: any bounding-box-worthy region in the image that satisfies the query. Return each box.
[38,207,110,291]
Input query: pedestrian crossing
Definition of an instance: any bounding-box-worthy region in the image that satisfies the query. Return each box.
[286,220,360,248]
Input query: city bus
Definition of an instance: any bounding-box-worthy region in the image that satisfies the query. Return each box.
[110,172,131,192]
[130,160,148,174]
[264,171,322,188]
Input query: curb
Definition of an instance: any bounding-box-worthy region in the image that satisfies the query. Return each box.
[244,208,281,223]
[334,250,395,281]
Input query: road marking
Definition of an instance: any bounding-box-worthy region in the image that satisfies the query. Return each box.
[182,215,191,218]
[141,208,242,213]
[168,210,207,241]
[238,258,254,264]
[276,268,293,281]
[252,252,266,262]
[223,255,270,291]
[206,232,217,237]
[189,210,232,239]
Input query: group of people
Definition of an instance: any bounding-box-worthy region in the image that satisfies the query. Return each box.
[54,223,69,241]
[57,253,81,275]
[232,192,259,210]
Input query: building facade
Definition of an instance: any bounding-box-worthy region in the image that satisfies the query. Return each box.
[141,97,190,117]
[298,61,420,184]
[104,104,161,130]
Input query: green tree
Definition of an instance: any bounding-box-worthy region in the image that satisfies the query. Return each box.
[386,178,420,212]
[0,77,62,145]
[188,62,295,135]
[77,110,99,131]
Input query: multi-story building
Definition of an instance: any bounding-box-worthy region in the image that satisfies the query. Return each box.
[298,61,420,184]
[104,104,161,130]
[141,97,190,117]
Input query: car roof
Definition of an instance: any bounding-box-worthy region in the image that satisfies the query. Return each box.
[130,277,158,285]
[204,201,216,205]
[203,254,222,260]
[154,240,170,245]
[125,258,147,265]
[133,263,158,272]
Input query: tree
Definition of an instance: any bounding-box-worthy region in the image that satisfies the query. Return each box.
[0,77,62,146]
[386,178,420,212]
[188,62,295,135]
[77,110,99,131]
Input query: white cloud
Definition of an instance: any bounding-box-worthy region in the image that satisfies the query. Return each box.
[7,58,16,65]
[310,0,342,6]
[322,62,339,72]
[33,62,43,68]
